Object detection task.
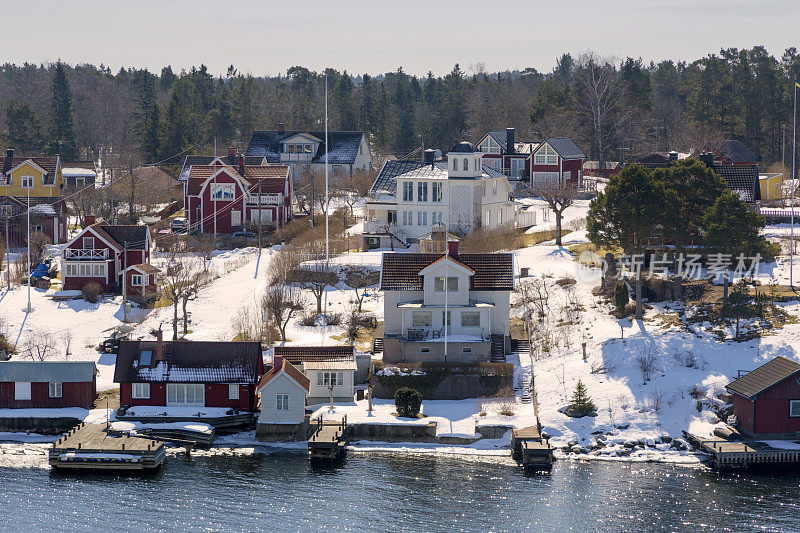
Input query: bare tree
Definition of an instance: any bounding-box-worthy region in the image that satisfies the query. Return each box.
[24,329,57,361]
[332,169,376,218]
[289,261,339,315]
[341,265,380,312]
[161,258,204,340]
[61,330,73,360]
[262,284,305,341]
[267,246,303,286]
[527,180,579,247]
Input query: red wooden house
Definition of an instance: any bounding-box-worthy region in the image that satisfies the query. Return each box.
[0,361,97,409]
[475,128,534,179]
[726,356,800,439]
[529,138,586,187]
[184,157,292,235]
[114,332,264,412]
[61,221,151,293]
[123,263,160,305]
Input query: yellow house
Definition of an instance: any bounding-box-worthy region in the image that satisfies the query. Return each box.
[759,173,783,201]
[0,149,63,198]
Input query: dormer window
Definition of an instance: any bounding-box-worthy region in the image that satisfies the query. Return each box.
[21,175,34,188]
[139,350,153,367]
[434,277,458,292]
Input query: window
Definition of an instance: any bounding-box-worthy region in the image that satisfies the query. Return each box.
[791,400,800,417]
[417,211,427,226]
[452,158,457,170]
[462,347,472,354]
[417,182,428,202]
[228,384,240,400]
[139,350,153,367]
[0,205,11,215]
[167,383,205,406]
[498,210,503,225]
[276,394,289,410]
[492,180,498,196]
[14,382,31,401]
[412,311,432,327]
[317,372,344,386]
[76,177,85,188]
[83,237,94,249]
[388,210,397,224]
[34,224,43,233]
[434,277,458,292]
[510,158,524,177]
[93,264,105,277]
[432,182,442,202]
[211,183,235,200]
[462,158,468,171]
[132,383,150,399]
[461,311,480,327]
[547,155,559,165]
[442,310,451,326]
[131,274,143,286]
[482,183,486,197]
[231,210,241,226]
[403,182,414,202]
[49,382,63,398]
[420,347,431,354]
[21,175,34,188]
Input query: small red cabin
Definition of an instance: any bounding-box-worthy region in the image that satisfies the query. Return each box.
[114,332,264,412]
[0,361,97,409]
[727,356,800,439]
[124,263,160,305]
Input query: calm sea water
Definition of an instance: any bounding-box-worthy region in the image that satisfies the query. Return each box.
[1,446,799,532]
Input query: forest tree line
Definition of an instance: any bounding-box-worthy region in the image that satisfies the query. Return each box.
[1,46,799,171]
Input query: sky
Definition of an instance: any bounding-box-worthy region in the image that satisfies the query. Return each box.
[1,0,798,77]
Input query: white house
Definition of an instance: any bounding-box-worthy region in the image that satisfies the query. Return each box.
[362,143,516,250]
[256,358,310,432]
[380,247,515,363]
[273,346,358,405]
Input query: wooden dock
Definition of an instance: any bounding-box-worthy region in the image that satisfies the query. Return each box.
[49,423,166,471]
[511,426,554,469]
[684,431,800,470]
[308,416,348,461]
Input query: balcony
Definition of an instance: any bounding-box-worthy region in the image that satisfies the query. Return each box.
[390,330,488,343]
[64,248,108,260]
[363,221,407,246]
[280,152,314,163]
[246,194,283,206]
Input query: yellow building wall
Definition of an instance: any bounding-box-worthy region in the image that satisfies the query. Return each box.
[759,176,782,201]
[1,161,62,198]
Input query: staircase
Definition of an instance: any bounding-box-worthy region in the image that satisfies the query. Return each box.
[490,335,506,362]
[519,372,533,404]
[372,337,384,354]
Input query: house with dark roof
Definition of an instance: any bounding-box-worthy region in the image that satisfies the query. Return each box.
[0,361,97,409]
[61,221,151,293]
[528,138,587,187]
[703,140,759,165]
[475,128,537,179]
[0,148,67,245]
[61,160,97,189]
[245,123,371,177]
[362,144,515,250]
[184,158,292,234]
[380,246,514,363]
[177,147,265,182]
[115,332,264,411]
[726,356,800,439]
[255,357,310,440]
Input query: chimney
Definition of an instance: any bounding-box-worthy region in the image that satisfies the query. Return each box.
[5,148,13,160]
[277,122,285,134]
[447,239,459,256]
[227,146,236,158]
[155,329,164,361]
[506,128,515,155]
[239,154,246,176]
[698,152,714,168]
[668,150,678,162]
[424,149,435,166]
[273,355,284,371]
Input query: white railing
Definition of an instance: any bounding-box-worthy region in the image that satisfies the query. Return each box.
[246,194,283,206]
[363,221,408,246]
[280,153,313,162]
[64,248,108,260]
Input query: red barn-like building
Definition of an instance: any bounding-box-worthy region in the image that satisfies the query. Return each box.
[726,356,800,439]
[0,361,97,409]
[114,332,263,412]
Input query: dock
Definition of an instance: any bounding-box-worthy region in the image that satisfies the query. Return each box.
[308,416,348,461]
[48,423,166,471]
[684,431,800,470]
[511,426,554,469]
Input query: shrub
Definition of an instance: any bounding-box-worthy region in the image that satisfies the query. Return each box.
[556,276,576,288]
[566,380,596,417]
[81,282,102,303]
[324,312,342,326]
[495,386,516,416]
[28,231,50,259]
[394,387,423,418]
[299,312,319,327]
[614,282,629,315]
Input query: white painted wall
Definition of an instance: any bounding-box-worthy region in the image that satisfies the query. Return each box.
[257,373,307,425]
[304,369,355,401]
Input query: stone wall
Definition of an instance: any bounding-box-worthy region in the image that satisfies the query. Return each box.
[255,418,310,442]
[347,421,438,443]
[0,417,81,435]
[370,365,513,400]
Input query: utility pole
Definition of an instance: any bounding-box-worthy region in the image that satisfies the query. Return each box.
[4,214,10,290]
[258,179,263,250]
[792,80,797,288]
[109,167,114,224]
[325,75,330,265]
[122,241,128,322]
[25,184,32,313]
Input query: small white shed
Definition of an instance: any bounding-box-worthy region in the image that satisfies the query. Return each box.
[256,358,310,425]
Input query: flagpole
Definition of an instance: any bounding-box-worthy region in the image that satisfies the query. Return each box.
[792,80,797,289]
[325,75,330,266]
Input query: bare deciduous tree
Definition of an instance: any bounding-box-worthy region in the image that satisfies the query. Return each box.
[527,180,579,247]
[61,330,73,359]
[341,265,379,312]
[262,284,305,341]
[289,261,339,315]
[24,329,57,361]
[161,258,204,340]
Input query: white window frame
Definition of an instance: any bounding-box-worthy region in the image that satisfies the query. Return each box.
[167,383,205,406]
[49,382,63,398]
[132,383,150,399]
[417,182,428,202]
[432,182,442,202]
[211,183,235,201]
[228,384,240,400]
[131,274,143,286]
[420,347,431,354]
[462,347,472,354]
[21,175,34,188]
[791,400,800,418]
[231,210,242,226]
[83,237,94,249]
[403,182,413,202]
[0,205,11,215]
[277,394,289,410]
[434,277,458,292]
[461,311,481,327]
[14,382,32,401]
[412,311,432,327]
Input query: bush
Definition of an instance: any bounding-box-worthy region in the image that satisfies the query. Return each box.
[28,231,51,259]
[394,387,423,418]
[614,282,629,315]
[81,282,102,303]
[324,312,342,326]
[566,380,596,417]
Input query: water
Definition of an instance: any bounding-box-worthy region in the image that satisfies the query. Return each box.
[1,444,800,532]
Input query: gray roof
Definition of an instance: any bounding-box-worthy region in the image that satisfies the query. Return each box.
[380,253,514,291]
[712,164,760,203]
[545,138,586,160]
[708,140,757,164]
[0,361,96,382]
[486,131,509,151]
[369,160,426,195]
[726,356,800,399]
[245,130,365,165]
[449,142,479,154]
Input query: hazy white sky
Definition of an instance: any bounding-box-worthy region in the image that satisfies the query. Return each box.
[1,0,798,76]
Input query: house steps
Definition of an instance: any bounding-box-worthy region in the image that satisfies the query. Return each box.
[372,337,384,354]
[490,335,506,362]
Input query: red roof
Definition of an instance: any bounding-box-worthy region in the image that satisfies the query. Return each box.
[257,358,310,392]
[186,164,289,196]
[274,346,355,363]
[380,253,514,291]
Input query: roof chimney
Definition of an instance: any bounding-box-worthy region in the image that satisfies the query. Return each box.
[447,239,459,256]
[424,149,436,166]
[506,128,515,155]
[238,154,246,176]
[155,329,164,361]
[668,150,678,162]
[273,355,283,371]
[277,122,285,134]
[698,152,714,168]
[227,146,236,158]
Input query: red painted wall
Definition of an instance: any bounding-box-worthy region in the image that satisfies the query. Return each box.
[732,394,755,434]
[0,381,95,409]
[733,375,800,436]
[119,382,257,410]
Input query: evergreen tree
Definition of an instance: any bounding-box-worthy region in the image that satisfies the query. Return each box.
[48,61,77,160]
[3,102,44,152]
[133,70,160,161]
[567,380,596,417]
[724,280,752,340]
[158,77,194,161]
[232,74,256,141]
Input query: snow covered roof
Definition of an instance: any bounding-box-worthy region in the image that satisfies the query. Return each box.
[274,346,355,364]
[62,167,97,178]
[380,253,514,292]
[245,130,365,165]
[0,361,96,383]
[303,360,357,371]
[29,203,56,216]
[726,356,800,400]
[114,340,262,384]
[257,358,310,392]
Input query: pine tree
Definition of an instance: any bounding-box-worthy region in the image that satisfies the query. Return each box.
[133,70,160,161]
[567,380,596,417]
[725,280,752,340]
[49,61,77,160]
[233,75,256,141]
[158,78,194,161]
[3,102,44,152]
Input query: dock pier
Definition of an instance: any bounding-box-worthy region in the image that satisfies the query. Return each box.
[684,431,800,470]
[511,426,554,469]
[49,423,166,471]
[308,415,348,461]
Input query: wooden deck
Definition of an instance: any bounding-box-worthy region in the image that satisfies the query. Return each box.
[115,411,254,429]
[49,423,165,471]
[308,416,348,461]
[511,426,554,469]
[684,431,800,470]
